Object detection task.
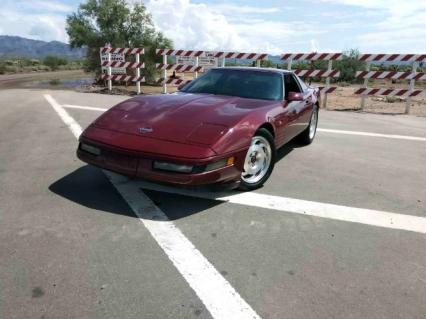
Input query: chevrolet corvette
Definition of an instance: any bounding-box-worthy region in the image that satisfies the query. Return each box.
[77,67,320,190]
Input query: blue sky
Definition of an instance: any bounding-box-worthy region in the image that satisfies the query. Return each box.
[1,0,425,54]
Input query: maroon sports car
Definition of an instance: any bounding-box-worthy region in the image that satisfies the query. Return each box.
[77,67,320,190]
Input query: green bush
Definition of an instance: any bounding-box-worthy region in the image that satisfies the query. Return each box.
[43,55,68,71]
[335,49,366,83]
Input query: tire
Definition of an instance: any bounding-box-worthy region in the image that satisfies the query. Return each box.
[239,128,276,191]
[297,105,318,145]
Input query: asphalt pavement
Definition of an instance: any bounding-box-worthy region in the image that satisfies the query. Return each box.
[1,88,425,319]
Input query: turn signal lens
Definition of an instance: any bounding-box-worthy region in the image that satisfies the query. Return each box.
[205,157,235,172]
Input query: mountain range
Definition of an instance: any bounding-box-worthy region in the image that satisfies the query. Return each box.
[0,35,86,59]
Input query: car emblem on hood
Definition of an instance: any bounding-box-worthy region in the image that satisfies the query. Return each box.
[139,127,153,134]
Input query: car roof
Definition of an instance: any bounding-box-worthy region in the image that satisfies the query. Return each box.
[210,66,293,74]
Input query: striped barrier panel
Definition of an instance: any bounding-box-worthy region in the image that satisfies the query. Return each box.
[157,78,191,86]
[354,88,422,97]
[318,87,338,94]
[101,61,145,68]
[210,51,268,60]
[281,53,342,61]
[100,46,145,93]
[155,63,204,73]
[281,53,343,107]
[356,71,426,81]
[156,49,205,57]
[156,49,268,60]
[100,74,145,82]
[358,54,426,62]
[100,47,144,54]
[294,69,340,78]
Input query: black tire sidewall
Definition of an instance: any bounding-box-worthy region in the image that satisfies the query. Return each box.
[298,105,318,145]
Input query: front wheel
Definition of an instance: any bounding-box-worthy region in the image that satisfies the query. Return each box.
[297,105,318,145]
[239,128,276,191]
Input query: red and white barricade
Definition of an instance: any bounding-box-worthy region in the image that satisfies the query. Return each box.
[101,61,145,69]
[354,88,422,97]
[356,71,426,81]
[156,49,268,60]
[210,51,268,60]
[101,74,145,82]
[100,46,145,93]
[356,53,425,112]
[358,54,426,63]
[156,49,205,57]
[318,87,338,94]
[155,63,203,73]
[157,78,191,86]
[281,52,342,107]
[294,69,340,78]
[100,47,144,55]
[281,53,342,61]
[156,48,268,93]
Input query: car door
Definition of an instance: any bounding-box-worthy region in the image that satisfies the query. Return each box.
[294,74,314,129]
[281,73,307,140]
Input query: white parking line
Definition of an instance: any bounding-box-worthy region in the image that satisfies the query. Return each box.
[64,103,426,142]
[63,104,108,112]
[135,181,426,235]
[317,128,426,142]
[44,94,261,319]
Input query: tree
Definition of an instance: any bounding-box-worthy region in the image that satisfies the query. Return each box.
[66,0,172,83]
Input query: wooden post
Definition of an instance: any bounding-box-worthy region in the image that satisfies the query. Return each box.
[322,60,333,109]
[107,52,112,92]
[195,56,199,79]
[136,53,141,94]
[360,62,370,110]
[256,60,261,68]
[221,58,225,67]
[406,61,418,114]
[162,54,167,94]
[287,58,293,71]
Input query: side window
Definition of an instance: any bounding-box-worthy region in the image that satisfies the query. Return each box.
[284,74,302,98]
[295,75,308,92]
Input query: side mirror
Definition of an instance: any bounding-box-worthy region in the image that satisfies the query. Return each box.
[287,91,303,101]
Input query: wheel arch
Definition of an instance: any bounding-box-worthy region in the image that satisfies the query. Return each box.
[257,122,275,138]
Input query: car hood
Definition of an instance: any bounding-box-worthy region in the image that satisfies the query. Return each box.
[93,92,274,145]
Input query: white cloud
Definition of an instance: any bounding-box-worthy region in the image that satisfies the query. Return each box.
[319,0,426,53]
[210,4,280,14]
[146,0,249,51]
[0,9,68,42]
[29,0,73,13]
[146,0,323,54]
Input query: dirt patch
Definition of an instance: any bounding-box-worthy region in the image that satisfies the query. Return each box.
[325,85,426,116]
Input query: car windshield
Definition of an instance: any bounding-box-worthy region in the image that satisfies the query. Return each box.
[180,69,283,101]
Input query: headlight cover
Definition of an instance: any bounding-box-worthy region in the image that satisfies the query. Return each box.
[153,161,193,173]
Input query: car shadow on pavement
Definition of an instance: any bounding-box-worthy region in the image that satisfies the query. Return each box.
[49,165,137,218]
[49,165,222,220]
[49,143,298,221]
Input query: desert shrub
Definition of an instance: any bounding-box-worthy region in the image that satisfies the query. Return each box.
[49,79,61,85]
[385,96,397,103]
[335,49,366,83]
[43,56,68,71]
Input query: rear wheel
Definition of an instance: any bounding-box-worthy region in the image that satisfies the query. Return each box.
[239,128,276,190]
[297,105,318,145]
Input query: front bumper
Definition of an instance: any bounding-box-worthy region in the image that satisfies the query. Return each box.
[77,139,247,186]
